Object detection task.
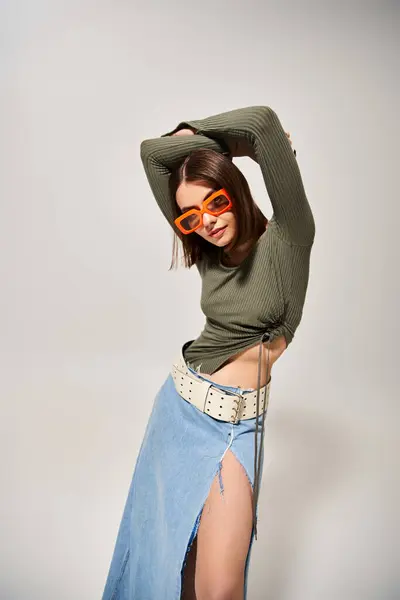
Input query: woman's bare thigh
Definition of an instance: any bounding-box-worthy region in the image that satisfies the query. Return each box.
[181,448,254,600]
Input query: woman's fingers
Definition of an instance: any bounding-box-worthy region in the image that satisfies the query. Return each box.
[172,128,195,136]
[286,130,296,155]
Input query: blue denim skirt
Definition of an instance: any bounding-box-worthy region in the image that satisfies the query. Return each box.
[101,356,269,600]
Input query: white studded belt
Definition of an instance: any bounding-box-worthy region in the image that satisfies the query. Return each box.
[171,349,271,424]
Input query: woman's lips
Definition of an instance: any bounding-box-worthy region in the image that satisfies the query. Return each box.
[209,226,227,238]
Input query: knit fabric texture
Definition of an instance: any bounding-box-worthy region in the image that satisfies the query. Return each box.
[140,105,315,375]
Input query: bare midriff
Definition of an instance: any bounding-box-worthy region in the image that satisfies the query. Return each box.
[196,333,288,390]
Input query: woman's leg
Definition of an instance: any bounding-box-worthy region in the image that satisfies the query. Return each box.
[193,448,254,600]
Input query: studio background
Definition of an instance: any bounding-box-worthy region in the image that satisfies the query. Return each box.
[1,1,398,599]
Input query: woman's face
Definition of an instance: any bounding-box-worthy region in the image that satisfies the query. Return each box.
[175,181,236,247]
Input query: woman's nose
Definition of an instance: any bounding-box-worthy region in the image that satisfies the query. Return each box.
[202,212,216,227]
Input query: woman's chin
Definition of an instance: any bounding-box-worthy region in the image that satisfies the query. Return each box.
[214,238,230,247]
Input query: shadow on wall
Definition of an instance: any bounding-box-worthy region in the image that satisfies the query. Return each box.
[252,404,361,599]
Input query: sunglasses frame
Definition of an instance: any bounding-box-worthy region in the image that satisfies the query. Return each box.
[174,188,233,235]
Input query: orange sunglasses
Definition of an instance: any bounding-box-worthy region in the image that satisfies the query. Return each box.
[174,188,233,235]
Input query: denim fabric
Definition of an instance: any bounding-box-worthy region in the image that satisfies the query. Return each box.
[101,367,268,600]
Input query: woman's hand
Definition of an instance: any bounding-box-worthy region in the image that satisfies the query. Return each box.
[171,128,196,136]
[286,131,297,155]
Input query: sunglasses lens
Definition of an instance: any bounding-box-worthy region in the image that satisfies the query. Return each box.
[180,213,200,232]
[206,194,230,214]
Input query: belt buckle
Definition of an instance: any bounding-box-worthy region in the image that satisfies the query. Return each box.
[230,392,244,424]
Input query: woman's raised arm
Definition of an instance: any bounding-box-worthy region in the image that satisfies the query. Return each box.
[162,106,315,246]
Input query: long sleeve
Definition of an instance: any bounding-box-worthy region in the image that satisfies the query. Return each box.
[140,134,229,230]
[162,106,315,246]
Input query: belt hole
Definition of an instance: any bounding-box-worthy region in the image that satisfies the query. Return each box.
[220,405,222,408]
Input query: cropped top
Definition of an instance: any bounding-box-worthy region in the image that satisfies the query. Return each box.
[140,105,315,369]
[140,106,315,537]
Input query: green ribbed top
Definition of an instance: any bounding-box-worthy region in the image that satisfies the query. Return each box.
[140,106,315,374]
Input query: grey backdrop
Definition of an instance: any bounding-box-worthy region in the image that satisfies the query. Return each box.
[1,1,399,599]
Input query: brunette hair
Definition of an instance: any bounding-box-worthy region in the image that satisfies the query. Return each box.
[168,149,267,269]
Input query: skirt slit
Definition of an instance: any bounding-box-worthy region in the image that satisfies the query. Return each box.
[101,371,265,600]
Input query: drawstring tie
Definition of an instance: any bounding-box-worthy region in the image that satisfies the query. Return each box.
[252,331,272,540]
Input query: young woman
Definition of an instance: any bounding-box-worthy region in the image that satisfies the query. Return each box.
[101,106,315,600]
